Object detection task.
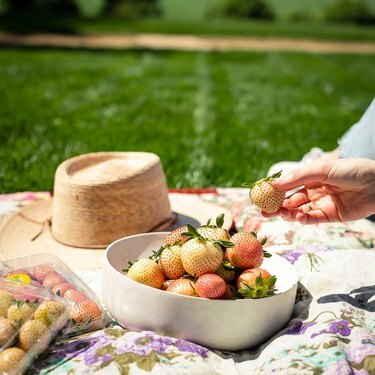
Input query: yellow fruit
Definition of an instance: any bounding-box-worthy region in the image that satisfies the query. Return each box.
[0,317,17,347]
[19,319,49,352]
[0,290,15,318]
[0,347,26,373]
[160,245,185,279]
[7,302,36,324]
[127,259,165,289]
[34,300,65,327]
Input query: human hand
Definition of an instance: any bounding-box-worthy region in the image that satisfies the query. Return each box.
[262,158,375,224]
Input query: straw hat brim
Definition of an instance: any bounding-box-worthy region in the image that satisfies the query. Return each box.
[0,193,233,273]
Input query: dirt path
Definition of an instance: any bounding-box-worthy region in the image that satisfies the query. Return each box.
[1,32,375,54]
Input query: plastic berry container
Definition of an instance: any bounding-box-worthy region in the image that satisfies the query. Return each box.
[0,278,70,374]
[0,253,110,338]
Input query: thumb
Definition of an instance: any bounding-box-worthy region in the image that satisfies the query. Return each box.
[271,162,330,190]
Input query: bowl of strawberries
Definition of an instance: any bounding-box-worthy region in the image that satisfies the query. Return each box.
[102,214,298,351]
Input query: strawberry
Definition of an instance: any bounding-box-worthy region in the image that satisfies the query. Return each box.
[247,171,286,213]
[180,238,223,278]
[7,301,37,324]
[64,289,88,304]
[0,289,15,317]
[237,268,277,299]
[34,300,65,327]
[31,264,55,283]
[179,225,232,277]
[159,245,185,279]
[70,300,102,323]
[126,259,165,289]
[221,284,241,300]
[215,262,236,283]
[226,231,268,270]
[161,279,175,290]
[195,274,226,299]
[0,317,17,347]
[51,282,74,296]
[163,226,189,246]
[166,278,196,297]
[19,319,48,351]
[42,272,66,289]
[197,214,230,242]
[0,347,26,373]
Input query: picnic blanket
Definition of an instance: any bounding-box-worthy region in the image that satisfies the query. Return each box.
[1,190,374,375]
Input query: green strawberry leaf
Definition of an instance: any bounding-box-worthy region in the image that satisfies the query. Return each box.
[263,252,272,258]
[215,240,234,249]
[215,214,225,228]
[149,246,165,261]
[250,231,257,238]
[261,237,267,246]
[122,260,134,273]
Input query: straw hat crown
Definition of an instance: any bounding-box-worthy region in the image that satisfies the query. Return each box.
[51,152,172,248]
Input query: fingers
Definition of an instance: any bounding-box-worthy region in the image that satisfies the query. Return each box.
[271,161,331,191]
[283,189,309,209]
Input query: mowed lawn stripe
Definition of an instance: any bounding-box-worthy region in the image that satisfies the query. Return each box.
[182,53,216,188]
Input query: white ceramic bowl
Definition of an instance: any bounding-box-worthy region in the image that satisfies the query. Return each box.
[102,232,298,351]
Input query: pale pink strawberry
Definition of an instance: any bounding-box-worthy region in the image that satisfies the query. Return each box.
[51,282,74,296]
[197,214,230,241]
[0,347,26,373]
[127,259,165,289]
[161,279,175,290]
[237,268,277,299]
[64,289,88,304]
[197,227,230,241]
[70,300,102,323]
[42,272,66,289]
[215,263,235,283]
[226,232,264,270]
[181,238,223,277]
[159,245,185,279]
[31,264,55,283]
[19,319,48,351]
[195,274,226,299]
[163,226,189,246]
[166,278,196,297]
[248,171,286,213]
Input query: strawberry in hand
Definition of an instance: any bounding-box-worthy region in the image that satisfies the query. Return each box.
[245,171,286,214]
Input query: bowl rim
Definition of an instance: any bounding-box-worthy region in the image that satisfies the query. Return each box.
[104,232,299,303]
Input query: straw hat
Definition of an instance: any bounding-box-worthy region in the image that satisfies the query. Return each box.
[0,152,232,272]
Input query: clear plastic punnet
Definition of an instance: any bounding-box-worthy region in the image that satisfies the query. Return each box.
[0,278,70,374]
[0,253,110,339]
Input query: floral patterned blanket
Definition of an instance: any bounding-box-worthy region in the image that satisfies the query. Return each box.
[1,190,374,375]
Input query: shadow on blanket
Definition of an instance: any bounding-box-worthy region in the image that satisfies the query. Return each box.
[215,282,313,360]
[318,285,375,312]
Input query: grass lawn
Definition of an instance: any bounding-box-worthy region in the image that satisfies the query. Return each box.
[0,48,374,193]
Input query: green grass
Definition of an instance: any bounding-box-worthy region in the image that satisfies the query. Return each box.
[1,16,375,42]
[0,48,374,193]
[160,0,375,20]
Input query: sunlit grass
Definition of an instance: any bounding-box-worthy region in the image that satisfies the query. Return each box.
[0,49,373,192]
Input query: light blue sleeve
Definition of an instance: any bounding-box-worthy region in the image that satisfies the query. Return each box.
[338,97,375,160]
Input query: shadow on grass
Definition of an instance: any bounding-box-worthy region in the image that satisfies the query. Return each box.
[0,15,83,34]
